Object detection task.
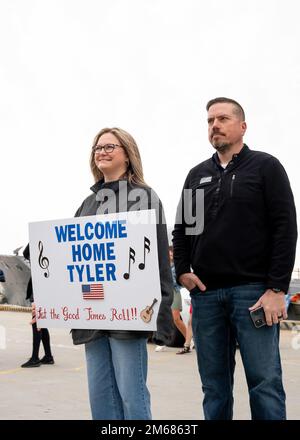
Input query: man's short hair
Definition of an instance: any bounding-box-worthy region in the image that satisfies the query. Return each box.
[206,97,245,121]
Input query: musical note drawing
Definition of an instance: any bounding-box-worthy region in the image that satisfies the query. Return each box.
[138,236,151,270]
[38,241,50,278]
[123,247,136,280]
[140,298,158,323]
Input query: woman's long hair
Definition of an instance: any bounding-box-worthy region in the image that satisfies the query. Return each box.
[89,127,146,186]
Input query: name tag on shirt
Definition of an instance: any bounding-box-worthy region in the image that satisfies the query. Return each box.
[200,176,212,185]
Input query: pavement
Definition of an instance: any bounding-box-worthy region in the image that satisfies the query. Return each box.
[0,311,299,420]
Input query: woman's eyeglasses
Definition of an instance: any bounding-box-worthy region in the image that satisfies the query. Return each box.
[92,143,123,154]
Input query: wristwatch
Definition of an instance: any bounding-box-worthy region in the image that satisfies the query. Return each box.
[271,287,282,293]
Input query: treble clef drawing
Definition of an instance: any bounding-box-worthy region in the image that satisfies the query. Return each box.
[38,241,50,278]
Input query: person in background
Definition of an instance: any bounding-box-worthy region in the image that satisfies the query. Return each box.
[169,247,189,353]
[177,304,193,355]
[173,97,297,419]
[21,244,54,368]
[155,247,193,354]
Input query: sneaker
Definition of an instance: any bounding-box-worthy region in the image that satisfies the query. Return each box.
[21,358,41,368]
[155,345,166,352]
[40,356,55,365]
[176,345,191,355]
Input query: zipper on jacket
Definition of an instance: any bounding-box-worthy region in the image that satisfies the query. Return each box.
[230,174,236,197]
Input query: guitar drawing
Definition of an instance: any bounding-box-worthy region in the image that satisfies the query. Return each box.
[140,298,158,323]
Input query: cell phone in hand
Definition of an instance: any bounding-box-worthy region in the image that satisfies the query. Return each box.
[250,306,267,328]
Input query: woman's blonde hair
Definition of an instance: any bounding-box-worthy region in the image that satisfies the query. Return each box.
[89,127,146,186]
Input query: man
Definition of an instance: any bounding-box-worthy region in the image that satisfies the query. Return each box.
[172,97,297,420]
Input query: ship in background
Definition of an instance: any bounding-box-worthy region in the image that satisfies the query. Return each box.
[0,246,31,307]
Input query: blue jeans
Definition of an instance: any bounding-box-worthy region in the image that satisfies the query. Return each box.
[85,336,151,420]
[190,283,286,420]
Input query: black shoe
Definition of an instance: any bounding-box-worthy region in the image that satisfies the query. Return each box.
[40,356,55,365]
[21,358,41,368]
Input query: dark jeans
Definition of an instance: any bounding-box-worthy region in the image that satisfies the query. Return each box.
[31,323,52,360]
[190,283,286,420]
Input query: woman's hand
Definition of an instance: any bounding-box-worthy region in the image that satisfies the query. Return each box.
[30,303,41,330]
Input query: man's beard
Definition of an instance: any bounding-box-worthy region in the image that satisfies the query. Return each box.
[212,140,231,153]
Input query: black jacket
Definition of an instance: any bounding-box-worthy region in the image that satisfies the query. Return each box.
[23,244,33,302]
[173,145,297,293]
[71,179,173,345]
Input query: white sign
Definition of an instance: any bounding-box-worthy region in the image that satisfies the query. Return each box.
[28,210,161,331]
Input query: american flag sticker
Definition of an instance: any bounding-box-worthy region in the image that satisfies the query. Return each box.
[81,284,104,300]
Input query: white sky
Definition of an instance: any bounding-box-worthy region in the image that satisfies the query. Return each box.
[1,0,300,267]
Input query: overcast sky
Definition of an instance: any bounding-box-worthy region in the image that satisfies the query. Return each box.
[1,0,300,267]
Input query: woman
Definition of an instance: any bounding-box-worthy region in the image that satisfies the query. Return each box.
[72,127,173,420]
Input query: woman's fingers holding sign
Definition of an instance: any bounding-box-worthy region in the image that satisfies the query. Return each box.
[30,303,41,331]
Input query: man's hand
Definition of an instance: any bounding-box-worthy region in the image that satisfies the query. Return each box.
[179,273,206,292]
[249,289,287,326]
